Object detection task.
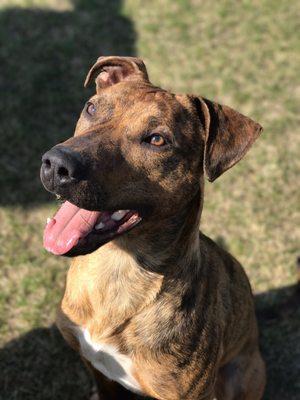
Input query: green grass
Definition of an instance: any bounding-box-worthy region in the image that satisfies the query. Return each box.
[0,0,299,399]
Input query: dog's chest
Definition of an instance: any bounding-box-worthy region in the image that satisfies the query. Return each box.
[77,328,142,393]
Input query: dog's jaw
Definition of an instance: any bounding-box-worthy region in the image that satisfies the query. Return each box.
[43,200,142,256]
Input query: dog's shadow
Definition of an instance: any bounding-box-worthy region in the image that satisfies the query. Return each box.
[0,0,136,206]
[256,282,300,399]
[0,326,92,400]
[0,283,299,400]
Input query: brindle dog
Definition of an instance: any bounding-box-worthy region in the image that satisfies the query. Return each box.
[40,56,266,400]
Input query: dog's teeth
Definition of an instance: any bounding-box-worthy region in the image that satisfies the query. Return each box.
[56,194,61,200]
[95,222,105,230]
[111,210,127,221]
[46,217,51,224]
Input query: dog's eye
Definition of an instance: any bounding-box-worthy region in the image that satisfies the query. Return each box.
[86,102,96,116]
[145,134,166,147]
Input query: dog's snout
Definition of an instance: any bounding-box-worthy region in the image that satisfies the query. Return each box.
[41,146,86,193]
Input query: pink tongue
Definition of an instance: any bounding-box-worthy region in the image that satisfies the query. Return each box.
[43,201,101,255]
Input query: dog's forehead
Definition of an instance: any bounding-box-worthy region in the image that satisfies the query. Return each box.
[92,82,193,124]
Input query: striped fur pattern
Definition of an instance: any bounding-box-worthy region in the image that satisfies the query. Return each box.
[54,57,265,399]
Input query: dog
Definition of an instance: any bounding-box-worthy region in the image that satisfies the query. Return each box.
[40,56,266,400]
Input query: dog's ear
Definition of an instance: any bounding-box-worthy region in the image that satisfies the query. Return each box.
[193,96,263,182]
[84,56,149,92]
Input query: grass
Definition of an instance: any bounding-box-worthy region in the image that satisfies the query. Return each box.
[0,0,299,398]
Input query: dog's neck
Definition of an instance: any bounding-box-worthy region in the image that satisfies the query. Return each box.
[114,187,203,276]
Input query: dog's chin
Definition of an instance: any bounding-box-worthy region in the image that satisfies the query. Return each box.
[43,198,142,257]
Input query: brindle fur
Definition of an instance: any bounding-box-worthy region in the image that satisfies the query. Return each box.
[53,56,265,399]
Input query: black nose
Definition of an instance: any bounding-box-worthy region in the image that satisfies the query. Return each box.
[41,146,86,192]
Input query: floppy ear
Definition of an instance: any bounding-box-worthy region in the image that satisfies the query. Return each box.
[193,97,263,182]
[84,56,149,92]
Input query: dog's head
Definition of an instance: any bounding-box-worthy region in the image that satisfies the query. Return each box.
[41,56,262,257]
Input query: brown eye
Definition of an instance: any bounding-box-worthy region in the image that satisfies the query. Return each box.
[149,134,166,146]
[86,102,96,116]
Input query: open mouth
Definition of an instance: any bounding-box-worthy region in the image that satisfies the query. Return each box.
[43,201,142,256]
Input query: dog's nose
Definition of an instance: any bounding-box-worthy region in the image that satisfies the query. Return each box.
[41,146,86,192]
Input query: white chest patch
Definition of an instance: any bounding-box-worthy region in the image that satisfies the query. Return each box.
[77,328,142,394]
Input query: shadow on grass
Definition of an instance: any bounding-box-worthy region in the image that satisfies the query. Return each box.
[0,325,92,400]
[256,282,300,400]
[0,0,136,206]
[0,284,299,400]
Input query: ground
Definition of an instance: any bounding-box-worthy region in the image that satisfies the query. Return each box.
[0,0,299,399]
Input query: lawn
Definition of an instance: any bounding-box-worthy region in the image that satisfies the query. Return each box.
[0,0,299,399]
